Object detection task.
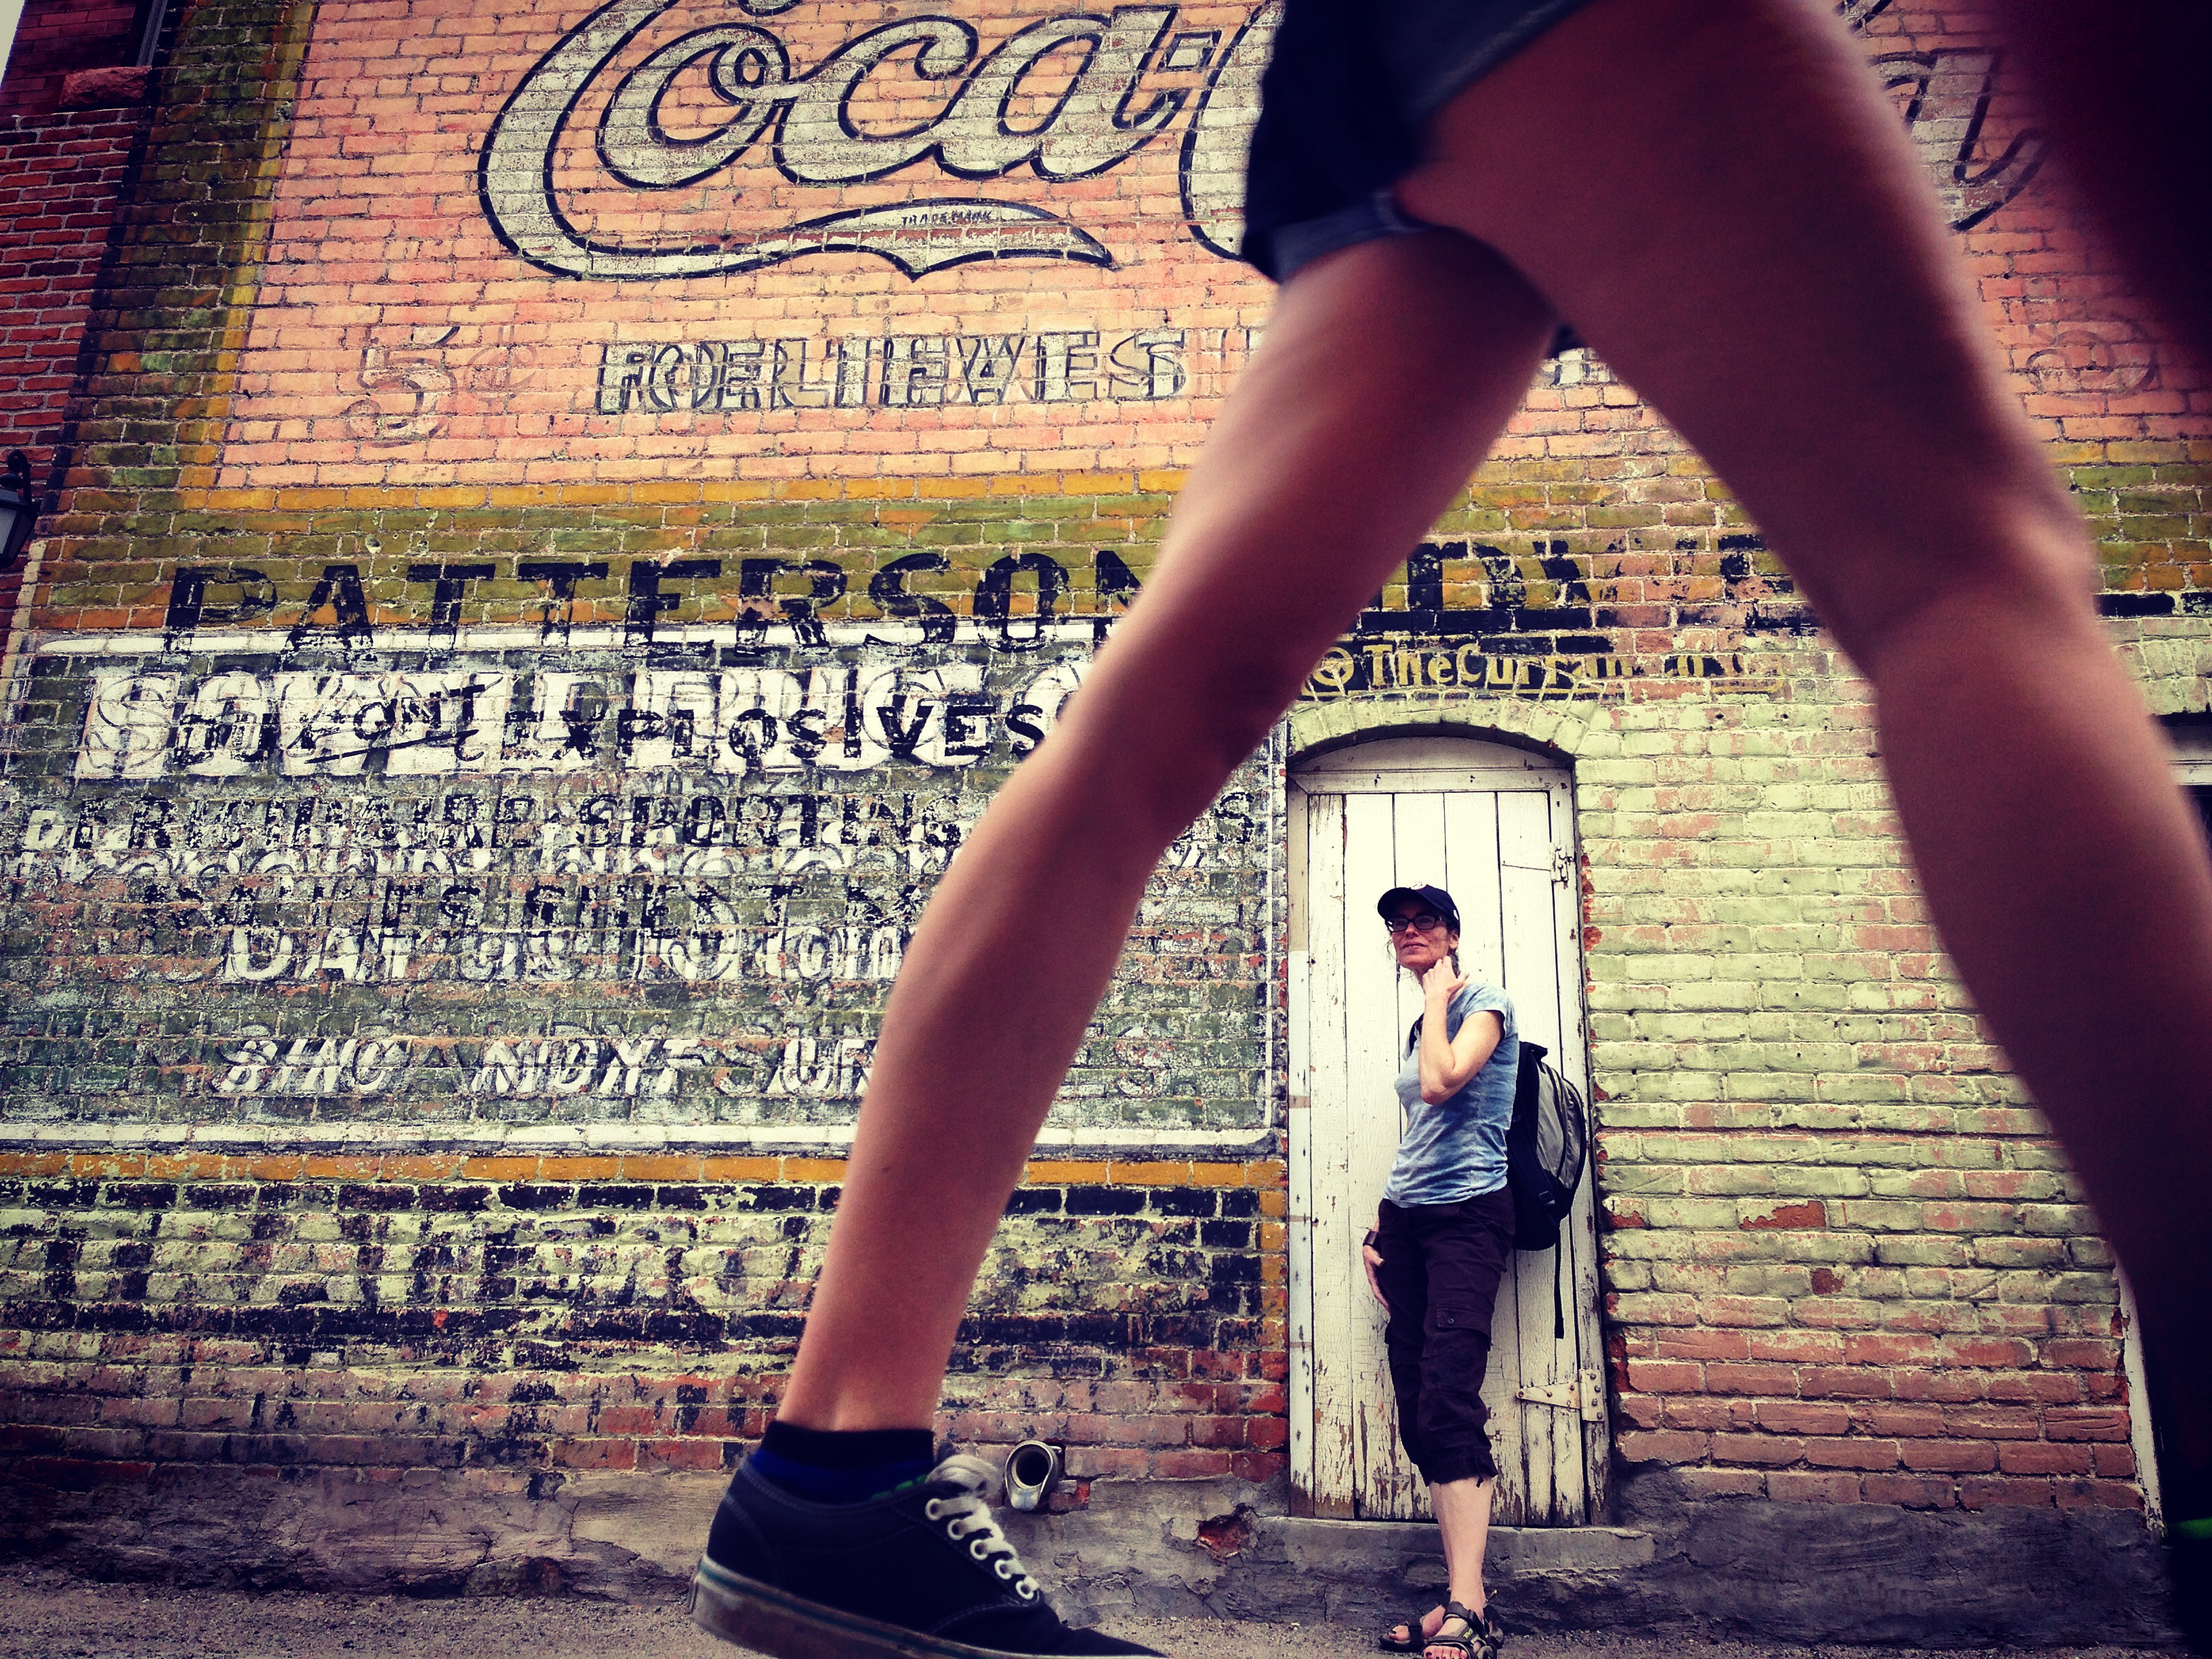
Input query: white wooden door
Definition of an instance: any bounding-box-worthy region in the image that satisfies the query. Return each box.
[1287,736,1607,1524]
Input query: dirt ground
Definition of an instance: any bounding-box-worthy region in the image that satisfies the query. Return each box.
[0,1568,2192,1659]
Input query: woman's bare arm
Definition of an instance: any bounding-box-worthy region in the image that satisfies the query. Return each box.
[1417,961,1500,1103]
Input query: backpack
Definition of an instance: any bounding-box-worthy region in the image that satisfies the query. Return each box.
[1506,1040,1589,1252]
[1507,1040,1589,1338]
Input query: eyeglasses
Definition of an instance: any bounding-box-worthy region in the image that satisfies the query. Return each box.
[1383,912,1446,935]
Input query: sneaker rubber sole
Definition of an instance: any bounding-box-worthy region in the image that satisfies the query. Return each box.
[691,1552,1096,1659]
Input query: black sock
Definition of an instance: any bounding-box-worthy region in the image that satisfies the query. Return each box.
[748,1422,936,1504]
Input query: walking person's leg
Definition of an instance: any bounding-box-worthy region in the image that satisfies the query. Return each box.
[773,235,1559,1436]
[1395,2,2212,1640]
[781,0,2212,1465]
[695,237,1563,1658]
[1993,0,2212,376]
[698,0,2212,1650]
[1990,5,2212,1633]
[1391,0,2212,1562]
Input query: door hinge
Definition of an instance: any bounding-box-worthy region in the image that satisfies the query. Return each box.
[1517,1368,1604,1422]
[1550,844,1574,886]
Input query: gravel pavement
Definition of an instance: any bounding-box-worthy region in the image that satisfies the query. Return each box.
[0,1568,2188,1659]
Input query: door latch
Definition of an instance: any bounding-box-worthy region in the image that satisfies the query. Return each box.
[1517,1368,1604,1422]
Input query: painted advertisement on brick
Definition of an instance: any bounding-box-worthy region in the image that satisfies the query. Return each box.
[0,520,1823,1151]
[202,0,2083,490]
[0,0,2184,1162]
[1,601,1275,1146]
[219,0,1276,487]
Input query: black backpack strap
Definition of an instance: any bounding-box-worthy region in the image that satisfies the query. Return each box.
[1513,1039,1547,1119]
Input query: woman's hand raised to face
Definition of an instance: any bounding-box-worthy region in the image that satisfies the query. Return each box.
[1420,957,1469,1006]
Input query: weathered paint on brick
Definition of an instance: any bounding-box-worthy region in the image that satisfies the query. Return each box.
[0,0,157,647]
[0,0,2207,1549]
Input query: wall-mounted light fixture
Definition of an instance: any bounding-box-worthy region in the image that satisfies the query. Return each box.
[0,451,37,572]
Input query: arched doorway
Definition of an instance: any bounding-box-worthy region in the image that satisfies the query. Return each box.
[1286,733,1609,1523]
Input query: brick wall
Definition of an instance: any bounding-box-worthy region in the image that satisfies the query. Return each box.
[0,1151,1284,1496]
[0,1,142,121]
[1289,579,2207,1522]
[0,0,152,651]
[0,0,2209,1594]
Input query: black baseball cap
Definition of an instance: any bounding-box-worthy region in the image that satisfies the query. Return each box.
[1377,884,1459,930]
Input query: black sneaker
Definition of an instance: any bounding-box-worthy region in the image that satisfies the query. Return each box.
[690,1450,1164,1658]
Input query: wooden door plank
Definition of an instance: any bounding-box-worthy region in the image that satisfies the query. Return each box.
[1442,792,1505,989]
[1551,781,1612,1521]
[1435,787,1529,1525]
[1305,792,1357,1514]
[1481,1222,1531,1525]
[1389,792,1448,1073]
[1498,790,1565,1051]
[1286,783,1315,1513]
[1388,792,1448,1134]
[1561,1128,1606,1521]
[1345,792,1423,1518]
[1497,787,1573,1520]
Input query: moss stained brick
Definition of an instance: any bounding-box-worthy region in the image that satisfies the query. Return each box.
[0,0,2207,1523]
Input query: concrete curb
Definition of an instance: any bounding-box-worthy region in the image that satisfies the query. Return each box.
[0,1462,2182,1647]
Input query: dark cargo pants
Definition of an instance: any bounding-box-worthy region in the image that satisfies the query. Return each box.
[1372,1187,1516,1485]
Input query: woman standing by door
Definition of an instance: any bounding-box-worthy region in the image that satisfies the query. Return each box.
[1364,882,1521,1659]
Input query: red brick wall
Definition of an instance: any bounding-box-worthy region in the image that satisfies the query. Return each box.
[0,0,142,121]
[0,1151,1288,1500]
[1601,1135,2144,1515]
[0,0,150,644]
[0,0,2207,1579]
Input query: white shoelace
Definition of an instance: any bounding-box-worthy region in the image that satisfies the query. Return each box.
[922,1455,1040,1601]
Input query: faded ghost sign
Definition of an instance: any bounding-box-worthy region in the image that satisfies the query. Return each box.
[209,0,2044,488]
[1,620,1276,1144]
[478,0,2035,280]
[478,0,1277,278]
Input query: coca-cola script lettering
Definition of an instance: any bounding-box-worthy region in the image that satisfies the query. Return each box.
[479,0,1279,278]
[478,0,2039,283]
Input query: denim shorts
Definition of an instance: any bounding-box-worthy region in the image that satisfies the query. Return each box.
[1242,0,1607,285]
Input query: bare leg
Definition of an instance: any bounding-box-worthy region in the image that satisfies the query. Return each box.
[781,0,2212,1475]
[1995,0,2212,376]
[1394,0,2212,1460]
[1989,3,2212,1626]
[1380,1479,1493,1656]
[778,237,1558,1429]
[1431,1475,1495,1625]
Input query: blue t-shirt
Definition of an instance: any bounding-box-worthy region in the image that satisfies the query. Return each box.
[1382,983,1518,1206]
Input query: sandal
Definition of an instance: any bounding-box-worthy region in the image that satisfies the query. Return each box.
[1421,1601,1501,1659]
[1378,1606,1440,1653]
